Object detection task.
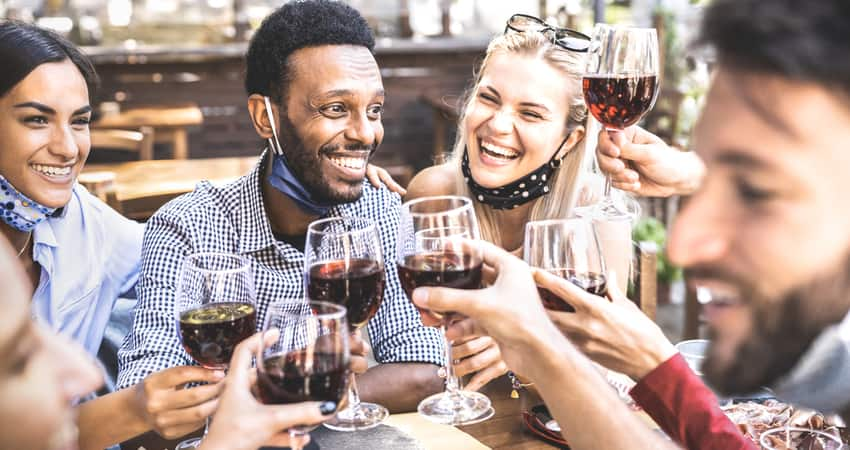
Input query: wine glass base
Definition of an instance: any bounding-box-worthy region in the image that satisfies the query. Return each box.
[417,390,494,426]
[323,402,389,432]
[174,437,202,449]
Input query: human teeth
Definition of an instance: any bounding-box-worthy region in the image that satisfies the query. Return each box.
[328,156,366,170]
[32,164,71,176]
[480,142,519,159]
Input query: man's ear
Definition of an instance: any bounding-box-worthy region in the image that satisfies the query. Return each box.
[248,94,276,139]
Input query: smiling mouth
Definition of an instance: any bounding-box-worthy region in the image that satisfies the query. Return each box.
[31,164,72,178]
[479,140,520,161]
[324,152,369,172]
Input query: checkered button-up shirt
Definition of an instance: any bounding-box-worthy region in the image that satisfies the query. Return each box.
[117,152,444,388]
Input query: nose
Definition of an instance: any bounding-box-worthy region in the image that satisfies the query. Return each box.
[487,108,515,135]
[344,111,378,145]
[48,124,79,161]
[667,188,730,269]
[45,328,102,402]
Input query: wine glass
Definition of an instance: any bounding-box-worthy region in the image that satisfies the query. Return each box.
[583,23,659,209]
[257,300,350,450]
[304,217,388,431]
[397,195,494,425]
[174,252,257,449]
[523,218,608,311]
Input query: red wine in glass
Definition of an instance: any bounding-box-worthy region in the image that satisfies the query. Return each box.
[179,302,257,369]
[307,259,386,330]
[398,252,483,322]
[537,269,608,312]
[257,350,351,406]
[582,74,658,130]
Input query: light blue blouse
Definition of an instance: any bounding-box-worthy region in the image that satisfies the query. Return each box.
[30,184,143,357]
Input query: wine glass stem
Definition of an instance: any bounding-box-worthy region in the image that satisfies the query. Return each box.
[442,324,461,395]
[603,128,623,200]
[347,374,363,412]
[202,416,210,439]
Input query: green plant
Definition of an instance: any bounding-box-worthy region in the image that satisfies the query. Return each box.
[633,217,682,284]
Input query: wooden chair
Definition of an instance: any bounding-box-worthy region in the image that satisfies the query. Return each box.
[633,240,659,321]
[77,171,123,214]
[90,126,155,160]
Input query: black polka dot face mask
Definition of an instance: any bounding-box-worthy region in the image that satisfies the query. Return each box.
[461,139,566,210]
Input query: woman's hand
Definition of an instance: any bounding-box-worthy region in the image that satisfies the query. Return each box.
[131,366,225,439]
[534,269,676,380]
[366,164,407,196]
[450,333,508,392]
[200,331,335,450]
[596,126,705,197]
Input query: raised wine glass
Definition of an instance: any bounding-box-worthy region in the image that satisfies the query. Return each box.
[174,252,257,449]
[304,217,388,431]
[397,195,494,425]
[583,23,659,212]
[257,300,350,450]
[524,218,608,311]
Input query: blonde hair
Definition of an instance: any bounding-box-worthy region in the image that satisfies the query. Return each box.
[447,31,589,248]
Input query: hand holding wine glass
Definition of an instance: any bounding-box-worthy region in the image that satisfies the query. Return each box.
[255,301,350,450]
[304,217,388,431]
[174,252,257,449]
[397,195,493,425]
[584,23,660,206]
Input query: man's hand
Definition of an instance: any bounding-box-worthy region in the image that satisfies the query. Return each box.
[450,334,508,392]
[131,366,225,439]
[349,329,370,375]
[535,269,676,380]
[366,164,407,196]
[597,126,704,197]
[201,331,334,450]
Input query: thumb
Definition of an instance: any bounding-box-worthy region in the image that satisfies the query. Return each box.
[617,142,657,164]
[412,285,486,319]
[267,401,336,431]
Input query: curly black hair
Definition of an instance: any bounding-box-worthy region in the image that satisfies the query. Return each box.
[699,0,850,98]
[244,0,375,103]
[0,20,99,100]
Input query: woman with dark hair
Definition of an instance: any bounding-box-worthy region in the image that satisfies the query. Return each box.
[0,20,243,449]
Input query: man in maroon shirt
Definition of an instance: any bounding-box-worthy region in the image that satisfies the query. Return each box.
[410,0,850,449]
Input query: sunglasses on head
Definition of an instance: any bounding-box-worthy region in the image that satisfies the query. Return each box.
[504,14,591,52]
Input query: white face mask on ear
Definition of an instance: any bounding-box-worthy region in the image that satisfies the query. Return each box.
[264,96,284,156]
[769,310,850,414]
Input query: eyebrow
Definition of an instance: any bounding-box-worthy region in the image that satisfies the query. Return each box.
[315,89,385,102]
[0,317,29,364]
[714,150,774,170]
[480,86,551,111]
[13,101,93,116]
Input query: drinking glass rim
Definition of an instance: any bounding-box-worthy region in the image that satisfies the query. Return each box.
[402,195,474,218]
[525,217,588,230]
[675,339,710,357]
[266,300,348,321]
[759,426,843,448]
[307,216,377,236]
[183,252,251,275]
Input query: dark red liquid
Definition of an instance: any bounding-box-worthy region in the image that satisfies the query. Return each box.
[537,269,608,312]
[398,252,483,323]
[307,259,385,330]
[179,302,256,369]
[582,74,658,129]
[257,351,350,406]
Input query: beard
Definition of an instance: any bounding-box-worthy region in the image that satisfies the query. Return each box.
[701,252,850,397]
[277,111,377,204]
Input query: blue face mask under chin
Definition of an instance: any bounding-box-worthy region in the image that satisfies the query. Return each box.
[263,96,332,217]
[0,174,57,233]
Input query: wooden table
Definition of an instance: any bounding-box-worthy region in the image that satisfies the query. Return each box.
[83,156,256,220]
[120,376,557,450]
[93,104,204,159]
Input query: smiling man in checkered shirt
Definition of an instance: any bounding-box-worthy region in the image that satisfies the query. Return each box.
[116,0,444,429]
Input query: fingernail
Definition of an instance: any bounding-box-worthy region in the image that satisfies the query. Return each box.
[213,370,225,378]
[319,401,337,415]
[412,287,429,306]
